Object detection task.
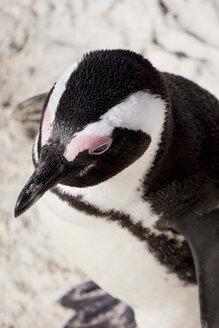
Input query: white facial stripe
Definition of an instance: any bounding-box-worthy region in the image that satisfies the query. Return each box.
[63,91,166,164]
[41,106,52,146]
[76,91,166,138]
[33,132,39,163]
[47,63,78,125]
[40,63,78,147]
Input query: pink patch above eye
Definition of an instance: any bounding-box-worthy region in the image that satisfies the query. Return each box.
[41,107,52,146]
[64,135,112,162]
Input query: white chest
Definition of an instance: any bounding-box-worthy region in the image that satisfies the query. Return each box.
[39,189,200,328]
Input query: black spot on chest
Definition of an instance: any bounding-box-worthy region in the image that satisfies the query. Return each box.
[52,189,196,284]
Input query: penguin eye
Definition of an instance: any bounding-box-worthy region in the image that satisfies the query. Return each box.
[88,141,112,155]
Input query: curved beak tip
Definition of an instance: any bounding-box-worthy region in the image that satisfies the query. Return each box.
[14,200,23,218]
[14,206,20,218]
[14,192,29,218]
[14,179,39,219]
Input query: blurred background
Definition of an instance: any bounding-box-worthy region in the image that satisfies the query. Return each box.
[1,0,219,327]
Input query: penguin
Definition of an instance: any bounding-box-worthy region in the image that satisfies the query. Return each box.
[14,49,219,328]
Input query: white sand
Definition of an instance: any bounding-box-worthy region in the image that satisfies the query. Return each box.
[1,0,219,327]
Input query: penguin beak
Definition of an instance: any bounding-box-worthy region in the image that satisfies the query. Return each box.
[14,159,70,218]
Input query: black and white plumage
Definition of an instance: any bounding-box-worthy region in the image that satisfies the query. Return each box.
[14,50,219,328]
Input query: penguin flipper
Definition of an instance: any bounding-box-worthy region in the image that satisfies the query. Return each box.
[59,281,136,328]
[174,209,219,328]
[10,93,48,141]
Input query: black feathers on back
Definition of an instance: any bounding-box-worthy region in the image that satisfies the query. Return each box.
[144,73,219,220]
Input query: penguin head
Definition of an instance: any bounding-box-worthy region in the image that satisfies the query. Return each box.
[15,49,168,217]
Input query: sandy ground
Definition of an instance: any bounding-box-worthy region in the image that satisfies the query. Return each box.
[1,0,219,327]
